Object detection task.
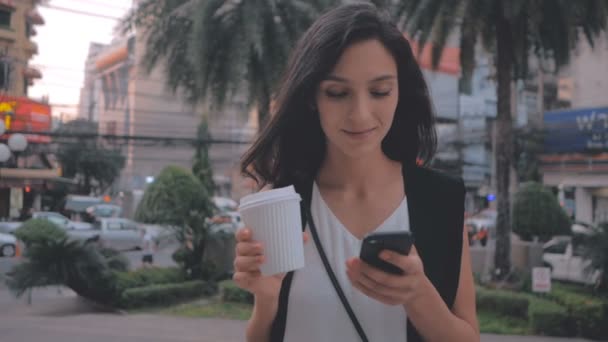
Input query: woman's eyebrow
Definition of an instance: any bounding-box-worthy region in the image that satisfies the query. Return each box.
[322,74,396,83]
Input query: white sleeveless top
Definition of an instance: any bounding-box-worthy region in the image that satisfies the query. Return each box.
[284,183,410,342]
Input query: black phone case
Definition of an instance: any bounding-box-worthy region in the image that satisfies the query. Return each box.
[359,231,413,275]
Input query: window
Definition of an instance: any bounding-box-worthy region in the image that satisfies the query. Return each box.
[107,222,122,231]
[121,220,137,230]
[0,61,10,90]
[544,240,569,254]
[572,243,587,257]
[0,9,11,28]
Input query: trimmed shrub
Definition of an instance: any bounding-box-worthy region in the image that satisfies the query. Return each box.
[113,267,186,293]
[512,182,571,241]
[476,287,529,317]
[14,219,67,247]
[528,297,574,337]
[222,281,253,304]
[118,280,218,309]
[546,285,608,340]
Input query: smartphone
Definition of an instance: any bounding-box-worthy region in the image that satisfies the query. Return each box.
[359,231,414,275]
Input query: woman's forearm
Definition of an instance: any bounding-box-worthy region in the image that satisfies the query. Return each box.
[246,296,279,342]
[405,278,479,342]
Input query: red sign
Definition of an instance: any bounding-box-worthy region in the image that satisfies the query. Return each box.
[0,95,51,143]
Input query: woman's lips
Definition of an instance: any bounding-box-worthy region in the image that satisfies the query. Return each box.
[342,127,377,139]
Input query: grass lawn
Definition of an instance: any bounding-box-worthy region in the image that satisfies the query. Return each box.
[478,310,529,335]
[163,300,253,320]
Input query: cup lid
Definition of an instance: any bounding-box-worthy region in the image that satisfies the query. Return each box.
[239,185,301,211]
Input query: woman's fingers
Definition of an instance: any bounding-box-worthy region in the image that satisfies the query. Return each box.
[235,227,253,242]
[234,255,265,272]
[236,241,264,256]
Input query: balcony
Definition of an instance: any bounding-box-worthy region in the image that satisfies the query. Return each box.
[0,26,16,42]
[24,40,38,55]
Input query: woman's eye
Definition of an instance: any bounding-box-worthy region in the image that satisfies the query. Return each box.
[371,90,392,98]
[325,90,348,99]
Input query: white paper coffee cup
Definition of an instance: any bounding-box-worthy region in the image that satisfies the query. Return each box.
[239,185,304,276]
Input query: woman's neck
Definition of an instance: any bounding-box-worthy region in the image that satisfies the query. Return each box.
[317,147,402,194]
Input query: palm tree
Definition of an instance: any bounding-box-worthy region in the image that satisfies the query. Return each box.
[389,0,608,279]
[123,0,334,129]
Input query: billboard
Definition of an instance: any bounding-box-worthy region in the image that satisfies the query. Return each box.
[0,95,51,143]
[544,107,608,153]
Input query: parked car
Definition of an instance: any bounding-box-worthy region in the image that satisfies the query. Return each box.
[0,212,91,234]
[0,232,17,257]
[68,218,172,251]
[0,221,22,235]
[32,212,92,230]
[543,235,602,285]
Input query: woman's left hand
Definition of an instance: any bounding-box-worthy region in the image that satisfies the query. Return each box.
[346,246,433,308]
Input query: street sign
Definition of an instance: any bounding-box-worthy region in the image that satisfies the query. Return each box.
[532,267,552,293]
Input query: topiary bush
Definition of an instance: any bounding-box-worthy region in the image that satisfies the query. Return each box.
[117,280,218,309]
[14,219,67,247]
[528,297,574,337]
[476,287,530,317]
[134,166,215,280]
[113,267,186,293]
[513,182,571,241]
[545,284,608,340]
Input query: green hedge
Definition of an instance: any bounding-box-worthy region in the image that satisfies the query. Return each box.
[528,297,574,337]
[478,285,608,339]
[222,281,253,304]
[113,267,186,293]
[545,285,608,340]
[476,287,529,318]
[118,280,218,309]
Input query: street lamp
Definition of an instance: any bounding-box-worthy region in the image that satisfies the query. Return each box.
[8,133,28,167]
[0,144,10,163]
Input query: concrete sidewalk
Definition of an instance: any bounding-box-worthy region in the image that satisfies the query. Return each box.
[0,288,592,342]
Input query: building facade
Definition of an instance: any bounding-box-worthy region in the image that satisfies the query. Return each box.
[540,33,608,225]
[85,31,253,217]
[0,0,57,219]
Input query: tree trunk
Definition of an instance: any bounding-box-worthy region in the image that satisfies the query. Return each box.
[83,174,92,195]
[493,11,514,280]
[257,87,271,131]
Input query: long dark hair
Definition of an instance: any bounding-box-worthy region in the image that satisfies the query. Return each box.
[241,3,436,189]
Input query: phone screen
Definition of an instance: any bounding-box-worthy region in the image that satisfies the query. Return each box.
[359,231,413,275]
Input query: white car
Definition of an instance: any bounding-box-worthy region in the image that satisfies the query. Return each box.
[68,218,172,251]
[32,212,92,230]
[0,232,17,257]
[543,235,602,285]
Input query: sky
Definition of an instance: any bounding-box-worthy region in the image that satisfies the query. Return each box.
[28,0,133,118]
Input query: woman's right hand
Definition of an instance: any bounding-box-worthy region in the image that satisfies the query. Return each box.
[233,227,308,302]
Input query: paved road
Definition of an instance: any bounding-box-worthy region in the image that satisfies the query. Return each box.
[0,287,593,342]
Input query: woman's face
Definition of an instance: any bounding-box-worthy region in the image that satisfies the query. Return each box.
[316,39,399,160]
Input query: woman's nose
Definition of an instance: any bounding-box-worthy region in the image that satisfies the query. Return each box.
[348,93,371,119]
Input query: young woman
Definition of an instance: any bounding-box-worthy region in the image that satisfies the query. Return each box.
[234,3,478,342]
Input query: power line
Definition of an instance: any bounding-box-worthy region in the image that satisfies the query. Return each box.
[39,3,124,20]
[66,0,132,11]
[7,130,251,145]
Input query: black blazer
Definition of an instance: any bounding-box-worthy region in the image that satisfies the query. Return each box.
[270,166,466,341]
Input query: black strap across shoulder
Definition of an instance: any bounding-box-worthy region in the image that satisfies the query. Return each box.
[269,166,466,342]
[305,206,369,342]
